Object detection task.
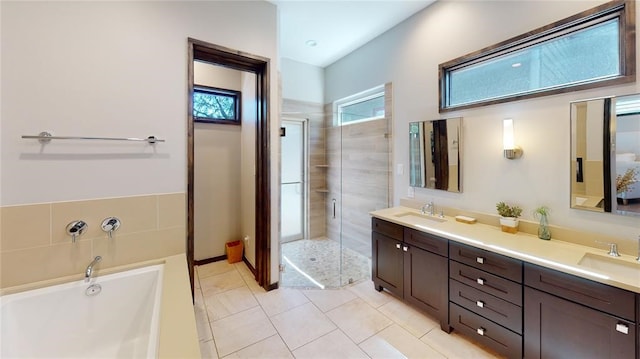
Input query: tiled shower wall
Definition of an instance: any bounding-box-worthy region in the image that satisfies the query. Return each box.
[0,193,185,288]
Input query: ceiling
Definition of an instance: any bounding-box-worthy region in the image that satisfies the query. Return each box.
[272,0,435,68]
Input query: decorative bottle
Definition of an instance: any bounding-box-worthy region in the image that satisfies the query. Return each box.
[538,213,551,240]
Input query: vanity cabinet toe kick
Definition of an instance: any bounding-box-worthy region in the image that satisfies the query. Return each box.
[371,216,639,359]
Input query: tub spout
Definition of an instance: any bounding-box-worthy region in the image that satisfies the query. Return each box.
[85,256,102,282]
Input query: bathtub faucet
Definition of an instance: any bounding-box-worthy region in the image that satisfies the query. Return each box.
[85,256,102,283]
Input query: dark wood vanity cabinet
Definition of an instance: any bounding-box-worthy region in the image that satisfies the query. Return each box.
[524,263,637,359]
[372,215,639,358]
[403,227,449,331]
[371,218,449,330]
[372,218,404,297]
[448,242,523,359]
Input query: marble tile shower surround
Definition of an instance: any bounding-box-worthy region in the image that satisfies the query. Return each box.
[195,260,501,358]
[280,237,371,288]
[0,193,186,288]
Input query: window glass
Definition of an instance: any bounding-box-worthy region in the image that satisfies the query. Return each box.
[193,86,241,124]
[339,94,385,124]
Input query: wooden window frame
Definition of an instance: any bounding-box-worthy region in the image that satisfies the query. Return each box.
[439,0,636,112]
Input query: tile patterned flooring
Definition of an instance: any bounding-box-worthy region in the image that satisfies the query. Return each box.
[195,261,503,358]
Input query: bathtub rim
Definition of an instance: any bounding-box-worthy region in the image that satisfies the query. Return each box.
[0,258,167,296]
[1,263,165,359]
[0,254,200,358]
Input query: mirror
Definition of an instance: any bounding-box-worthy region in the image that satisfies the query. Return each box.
[570,95,640,217]
[409,117,462,192]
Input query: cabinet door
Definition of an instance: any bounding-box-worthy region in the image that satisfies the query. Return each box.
[372,231,403,296]
[525,287,636,359]
[403,245,448,330]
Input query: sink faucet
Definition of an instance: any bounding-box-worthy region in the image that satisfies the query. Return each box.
[636,235,640,262]
[85,256,102,282]
[595,241,620,257]
[421,201,435,216]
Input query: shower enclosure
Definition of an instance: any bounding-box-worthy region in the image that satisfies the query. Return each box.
[280,84,391,289]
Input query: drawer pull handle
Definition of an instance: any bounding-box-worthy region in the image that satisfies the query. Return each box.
[396,243,401,249]
[476,300,484,308]
[476,257,484,264]
[476,327,485,336]
[402,246,408,252]
[477,278,485,285]
[616,323,629,334]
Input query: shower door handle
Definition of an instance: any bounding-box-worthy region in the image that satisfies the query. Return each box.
[332,198,336,219]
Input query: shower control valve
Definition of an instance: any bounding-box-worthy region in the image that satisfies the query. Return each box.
[66,220,88,243]
[101,217,121,239]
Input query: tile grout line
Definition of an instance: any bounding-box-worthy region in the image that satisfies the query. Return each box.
[202,264,286,358]
[264,288,317,353]
[196,265,224,358]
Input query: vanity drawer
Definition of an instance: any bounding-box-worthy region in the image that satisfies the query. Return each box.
[450,279,522,334]
[524,263,635,321]
[404,228,448,257]
[450,303,522,359]
[372,217,403,241]
[450,261,522,305]
[450,242,522,282]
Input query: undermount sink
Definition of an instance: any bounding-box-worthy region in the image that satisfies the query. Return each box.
[393,212,447,224]
[578,253,640,282]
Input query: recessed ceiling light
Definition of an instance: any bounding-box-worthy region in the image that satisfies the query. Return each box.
[511,62,522,68]
[305,40,317,47]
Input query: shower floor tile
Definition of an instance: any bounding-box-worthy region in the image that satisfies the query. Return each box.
[280,238,371,289]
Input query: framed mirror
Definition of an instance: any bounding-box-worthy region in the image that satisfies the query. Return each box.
[570,94,640,217]
[409,117,462,192]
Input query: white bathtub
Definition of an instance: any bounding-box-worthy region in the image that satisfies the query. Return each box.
[0,264,164,358]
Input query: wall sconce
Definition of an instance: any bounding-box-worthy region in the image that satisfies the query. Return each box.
[503,118,523,159]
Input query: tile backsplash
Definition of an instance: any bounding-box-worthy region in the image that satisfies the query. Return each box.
[0,193,186,288]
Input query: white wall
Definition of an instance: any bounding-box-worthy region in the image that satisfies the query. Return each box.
[325,0,639,242]
[1,1,277,205]
[281,58,325,104]
[1,1,281,283]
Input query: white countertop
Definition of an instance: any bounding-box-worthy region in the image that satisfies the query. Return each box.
[371,206,640,293]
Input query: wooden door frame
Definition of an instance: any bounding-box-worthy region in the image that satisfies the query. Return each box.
[187,38,271,293]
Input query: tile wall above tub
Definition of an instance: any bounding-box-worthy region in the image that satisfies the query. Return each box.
[0,193,186,288]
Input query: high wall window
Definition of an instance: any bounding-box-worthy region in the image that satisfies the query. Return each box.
[193,85,241,125]
[336,85,385,125]
[439,0,635,112]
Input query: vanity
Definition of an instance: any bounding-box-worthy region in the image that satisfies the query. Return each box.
[371,207,640,359]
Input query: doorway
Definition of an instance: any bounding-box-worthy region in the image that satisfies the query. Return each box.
[280,119,308,243]
[187,38,271,292]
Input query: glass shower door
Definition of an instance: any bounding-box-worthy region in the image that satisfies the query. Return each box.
[334,97,391,287]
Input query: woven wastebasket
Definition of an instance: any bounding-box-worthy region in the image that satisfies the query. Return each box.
[225,240,243,263]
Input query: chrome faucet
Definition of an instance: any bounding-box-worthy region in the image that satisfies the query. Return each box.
[636,235,640,262]
[595,241,620,257]
[421,201,435,216]
[85,256,102,282]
